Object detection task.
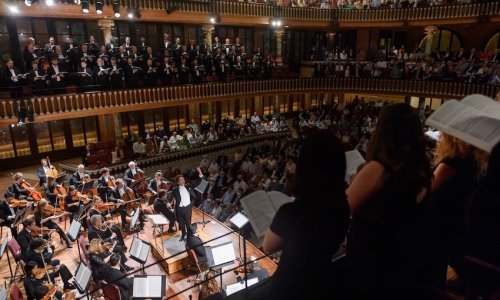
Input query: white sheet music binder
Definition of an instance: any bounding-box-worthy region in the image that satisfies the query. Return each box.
[225,277,259,296]
[73,261,92,293]
[129,237,150,265]
[207,241,236,268]
[67,220,81,242]
[132,275,166,299]
[0,237,8,258]
[229,212,249,229]
[0,282,6,300]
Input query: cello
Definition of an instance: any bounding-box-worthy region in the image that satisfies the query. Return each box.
[20,179,43,202]
[44,157,59,179]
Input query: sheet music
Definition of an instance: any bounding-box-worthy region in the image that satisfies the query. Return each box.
[0,283,6,300]
[225,277,259,296]
[130,208,140,229]
[229,212,249,229]
[74,262,91,291]
[211,242,236,266]
[194,179,209,194]
[426,96,500,153]
[345,150,366,181]
[67,220,81,241]
[130,238,150,263]
[0,238,7,257]
[240,191,276,238]
[133,276,162,298]
[268,191,292,211]
[147,214,169,225]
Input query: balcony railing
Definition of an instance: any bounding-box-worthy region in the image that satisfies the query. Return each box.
[108,0,499,22]
[0,78,497,124]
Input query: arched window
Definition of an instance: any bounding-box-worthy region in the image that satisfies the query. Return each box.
[419,29,462,52]
[485,32,500,52]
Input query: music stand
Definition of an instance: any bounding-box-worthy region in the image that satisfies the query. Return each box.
[129,237,151,274]
[206,241,236,290]
[147,214,169,254]
[13,204,32,229]
[55,173,66,185]
[229,212,251,290]
[73,261,92,295]
[2,235,22,284]
[194,179,210,228]
[77,201,93,226]
[77,180,94,195]
[130,207,141,236]
[67,220,81,242]
[132,275,166,300]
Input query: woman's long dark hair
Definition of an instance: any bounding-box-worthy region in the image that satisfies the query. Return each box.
[366,103,432,198]
[293,130,346,208]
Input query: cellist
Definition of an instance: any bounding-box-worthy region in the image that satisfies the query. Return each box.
[33,199,72,248]
[97,167,114,200]
[12,172,35,202]
[69,164,87,187]
[123,161,144,186]
[109,179,145,232]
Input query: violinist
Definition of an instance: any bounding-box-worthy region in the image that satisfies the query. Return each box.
[105,253,133,300]
[12,172,35,202]
[153,190,176,233]
[37,158,57,186]
[88,238,112,281]
[88,195,114,219]
[69,164,87,187]
[23,259,75,300]
[123,161,144,186]
[18,219,36,254]
[34,199,72,248]
[44,175,64,207]
[63,186,84,225]
[0,197,17,238]
[88,215,134,271]
[97,167,114,200]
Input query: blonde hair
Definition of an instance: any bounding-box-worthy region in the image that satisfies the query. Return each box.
[88,238,103,254]
[434,133,489,175]
[12,172,23,181]
[200,271,220,298]
[34,199,48,214]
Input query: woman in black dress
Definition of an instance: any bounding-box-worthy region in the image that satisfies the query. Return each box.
[263,131,350,299]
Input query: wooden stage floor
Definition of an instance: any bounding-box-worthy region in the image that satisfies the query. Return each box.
[0,206,276,300]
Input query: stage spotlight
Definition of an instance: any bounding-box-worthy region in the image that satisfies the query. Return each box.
[82,0,89,13]
[127,8,134,19]
[96,0,104,14]
[270,18,283,27]
[113,0,120,18]
[25,0,33,6]
[73,0,81,4]
[45,0,54,6]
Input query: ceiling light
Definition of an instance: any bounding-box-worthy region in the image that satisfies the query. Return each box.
[96,0,104,14]
[8,4,19,13]
[113,0,120,18]
[209,14,220,24]
[45,0,54,6]
[25,0,33,6]
[82,0,89,13]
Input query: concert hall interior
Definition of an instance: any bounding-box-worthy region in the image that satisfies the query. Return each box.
[0,0,499,299]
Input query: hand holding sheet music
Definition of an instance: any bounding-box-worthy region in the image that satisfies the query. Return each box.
[425,94,500,153]
[345,150,366,181]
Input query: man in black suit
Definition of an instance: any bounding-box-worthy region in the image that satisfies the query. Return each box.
[3,59,24,99]
[88,215,133,271]
[168,167,204,241]
[123,161,144,187]
[70,164,87,187]
[0,198,17,238]
[153,190,176,233]
[17,219,35,253]
[105,253,133,299]
[24,238,58,267]
[185,223,207,264]
[46,56,67,94]
[97,168,114,200]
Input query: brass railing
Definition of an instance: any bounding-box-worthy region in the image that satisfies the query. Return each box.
[0,79,497,123]
[17,0,499,22]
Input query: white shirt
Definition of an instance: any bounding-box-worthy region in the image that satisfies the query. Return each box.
[133,142,146,154]
[178,185,191,207]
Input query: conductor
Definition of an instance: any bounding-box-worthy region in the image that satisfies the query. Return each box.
[168,167,204,242]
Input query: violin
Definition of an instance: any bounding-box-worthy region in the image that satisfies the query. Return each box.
[97,202,115,212]
[53,184,67,210]
[9,199,29,208]
[20,179,43,202]
[31,225,54,237]
[72,192,90,202]
[42,204,62,217]
[107,176,116,188]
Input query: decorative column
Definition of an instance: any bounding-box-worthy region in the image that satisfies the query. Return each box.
[113,113,122,140]
[424,26,438,57]
[274,30,284,60]
[98,19,115,45]
[203,25,215,52]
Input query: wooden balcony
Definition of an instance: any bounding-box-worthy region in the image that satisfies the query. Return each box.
[5,0,499,27]
[0,78,497,125]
